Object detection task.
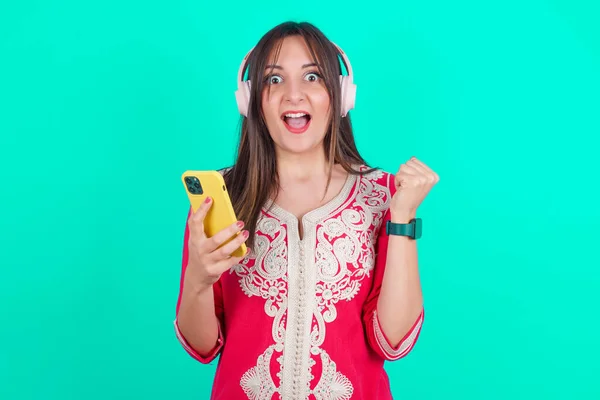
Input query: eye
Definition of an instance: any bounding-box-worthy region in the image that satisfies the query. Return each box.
[305,72,321,82]
[265,75,283,85]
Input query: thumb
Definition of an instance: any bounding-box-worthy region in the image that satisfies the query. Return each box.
[394,172,406,189]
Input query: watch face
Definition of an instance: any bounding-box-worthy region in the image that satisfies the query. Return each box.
[413,218,422,239]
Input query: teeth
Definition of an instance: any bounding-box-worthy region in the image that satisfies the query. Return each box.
[284,112,307,118]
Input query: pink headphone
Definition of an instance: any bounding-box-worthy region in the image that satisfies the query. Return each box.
[234,42,356,118]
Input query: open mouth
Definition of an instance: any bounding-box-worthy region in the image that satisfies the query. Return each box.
[281,111,312,133]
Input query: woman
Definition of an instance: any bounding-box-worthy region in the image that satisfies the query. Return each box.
[174,21,439,400]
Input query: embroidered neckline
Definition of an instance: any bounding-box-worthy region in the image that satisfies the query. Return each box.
[263,166,360,226]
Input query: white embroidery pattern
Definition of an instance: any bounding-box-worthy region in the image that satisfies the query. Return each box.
[309,168,389,399]
[372,309,423,360]
[313,351,354,400]
[236,167,391,399]
[236,216,288,399]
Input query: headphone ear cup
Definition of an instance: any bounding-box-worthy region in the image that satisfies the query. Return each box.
[339,75,356,117]
[235,80,251,117]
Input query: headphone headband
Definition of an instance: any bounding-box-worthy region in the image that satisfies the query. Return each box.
[237,48,254,84]
[234,41,356,117]
[331,42,353,79]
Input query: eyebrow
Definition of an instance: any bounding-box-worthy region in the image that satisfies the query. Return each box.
[264,62,320,70]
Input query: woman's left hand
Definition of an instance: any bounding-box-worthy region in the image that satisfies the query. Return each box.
[390,156,439,221]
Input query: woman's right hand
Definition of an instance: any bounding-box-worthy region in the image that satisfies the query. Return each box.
[184,197,249,293]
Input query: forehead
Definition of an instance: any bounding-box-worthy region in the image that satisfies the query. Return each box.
[265,36,319,67]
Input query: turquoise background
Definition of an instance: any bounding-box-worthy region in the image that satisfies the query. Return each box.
[1,0,599,399]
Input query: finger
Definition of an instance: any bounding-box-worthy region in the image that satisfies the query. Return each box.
[395,171,416,188]
[398,163,419,175]
[211,253,247,276]
[407,158,433,181]
[408,157,438,184]
[211,229,249,261]
[407,157,428,174]
[205,220,246,254]
[191,196,213,223]
[395,162,419,187]
[408,156,428,169]
[188,198,213,240]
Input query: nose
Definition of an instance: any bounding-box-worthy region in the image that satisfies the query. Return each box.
[283,79,305,104]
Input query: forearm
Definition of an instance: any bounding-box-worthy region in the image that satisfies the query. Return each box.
[177,278,220,356]
[376,213,423,347]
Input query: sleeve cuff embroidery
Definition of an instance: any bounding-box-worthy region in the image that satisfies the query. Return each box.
[372,308,423,360]
[173,319,223,363]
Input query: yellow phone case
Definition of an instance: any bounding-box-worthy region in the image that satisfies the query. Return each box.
[181,170,247,258]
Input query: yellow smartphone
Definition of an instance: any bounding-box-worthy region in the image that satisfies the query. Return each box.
[181,170,247,258]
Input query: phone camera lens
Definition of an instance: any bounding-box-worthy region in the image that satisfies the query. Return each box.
[184,176,203,195]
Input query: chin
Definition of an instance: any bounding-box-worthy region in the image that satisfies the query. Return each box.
[275,125,326,154]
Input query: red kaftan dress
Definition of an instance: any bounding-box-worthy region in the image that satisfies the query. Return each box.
[174,165,424,400]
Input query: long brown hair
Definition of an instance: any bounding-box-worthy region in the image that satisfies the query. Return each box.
[223,21,377,249]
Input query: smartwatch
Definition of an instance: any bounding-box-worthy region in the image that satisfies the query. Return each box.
[386,218,422,240]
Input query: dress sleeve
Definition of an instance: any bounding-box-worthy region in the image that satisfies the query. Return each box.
[173,207,225,364]
[361,175,424,361]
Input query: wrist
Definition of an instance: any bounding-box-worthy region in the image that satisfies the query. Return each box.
[183,274,213,298]
[390,209,416,223]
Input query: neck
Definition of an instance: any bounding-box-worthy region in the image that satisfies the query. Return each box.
[276,147,332,183]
